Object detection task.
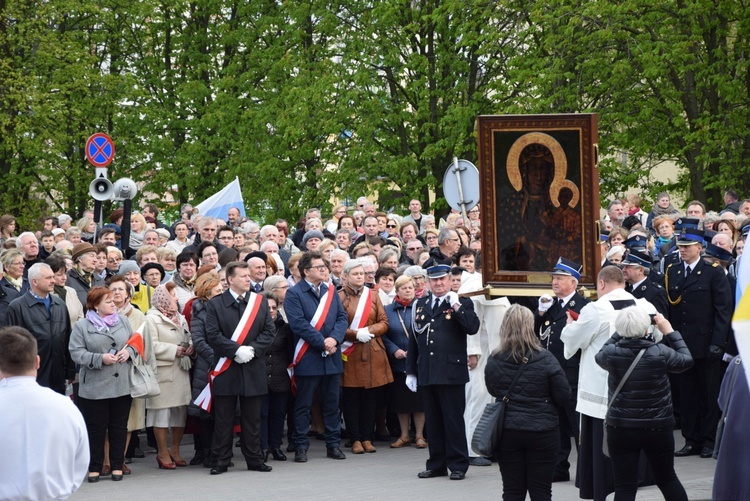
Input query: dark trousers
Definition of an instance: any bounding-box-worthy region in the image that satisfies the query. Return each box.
[211,394,263,467]
[608,427,688,501]
[342,386,381,442]
[293,374,341,449]
[675,357,722,448]
[555,387,579,475]
[78,394,132,472]
[261,390,289,449]
[577,415,614,501]
[498,429,559,501]
[422,384,469,473]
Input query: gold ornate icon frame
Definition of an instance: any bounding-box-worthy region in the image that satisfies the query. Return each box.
[477,114,600,290]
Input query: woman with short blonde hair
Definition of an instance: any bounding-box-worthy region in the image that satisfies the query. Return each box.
[484,304,570,500]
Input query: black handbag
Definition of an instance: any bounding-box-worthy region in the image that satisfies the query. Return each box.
[471,355,528,457]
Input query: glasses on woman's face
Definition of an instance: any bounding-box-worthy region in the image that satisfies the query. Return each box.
[386,224,397,229]
[10,261,24,268]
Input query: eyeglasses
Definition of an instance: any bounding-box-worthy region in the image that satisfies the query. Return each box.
[10,261,24,267]
[386,224,397,229]
[469,209,479,214]
[364,271,376,276]
[202,252,218,258]
[311,265,328,271]
[407,247,422,251]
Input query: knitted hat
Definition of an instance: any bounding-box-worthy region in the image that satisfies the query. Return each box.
[118,260,141,276]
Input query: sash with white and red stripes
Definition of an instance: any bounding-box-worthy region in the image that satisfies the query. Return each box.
[340,286,373,362]
[194,292,262,412]
[287,288,335,394]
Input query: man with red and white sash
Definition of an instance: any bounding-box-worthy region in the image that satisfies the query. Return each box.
[203,261,276,475]
[284,251,349,463]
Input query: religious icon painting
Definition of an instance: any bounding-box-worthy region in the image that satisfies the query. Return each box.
[477,114,600,289]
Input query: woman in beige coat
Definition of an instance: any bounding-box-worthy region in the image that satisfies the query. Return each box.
[338,259,392,454]
[142,283,193,470]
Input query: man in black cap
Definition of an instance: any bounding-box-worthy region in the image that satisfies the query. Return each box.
[621,250,668,317]
[406,264,480,480]
[534,257,589,482]
[664,228,732,459]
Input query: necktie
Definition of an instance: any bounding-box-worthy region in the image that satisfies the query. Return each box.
[557,298,564,308]
[315,285,320,297]
[685,266,692,278]
[434,297,442,309]
[237,294,245,304]
[254,283,262,293]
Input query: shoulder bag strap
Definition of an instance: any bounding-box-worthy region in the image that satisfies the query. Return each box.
[606,348,646,414]
[502,355,529,402]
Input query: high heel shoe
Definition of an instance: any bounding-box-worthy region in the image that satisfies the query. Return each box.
[169,454,187,467]
[156,457,176,470]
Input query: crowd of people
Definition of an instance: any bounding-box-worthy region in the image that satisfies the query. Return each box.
[0,188,745,500]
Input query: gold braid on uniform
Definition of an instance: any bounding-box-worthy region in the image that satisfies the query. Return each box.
[665,263,682,306]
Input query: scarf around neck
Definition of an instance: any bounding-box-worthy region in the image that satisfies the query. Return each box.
[86,310,120,332]
[4,274,22,291]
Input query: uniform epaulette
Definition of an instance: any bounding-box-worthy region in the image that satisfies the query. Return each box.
[712,262,719,267]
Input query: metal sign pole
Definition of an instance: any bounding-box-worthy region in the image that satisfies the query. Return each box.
[452,156,470,224]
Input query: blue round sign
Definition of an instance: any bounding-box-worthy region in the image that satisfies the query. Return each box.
[85,133,115,167]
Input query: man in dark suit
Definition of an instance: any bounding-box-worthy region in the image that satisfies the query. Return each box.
[622,249,669,317]
[664,228,732,458]
[283,251,348,462]
[204,261,276,475]
[406,264,480,480]
[5,263,74,395]
[534,257,589,482]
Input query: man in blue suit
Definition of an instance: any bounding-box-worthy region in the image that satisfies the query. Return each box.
[284,251,348,462]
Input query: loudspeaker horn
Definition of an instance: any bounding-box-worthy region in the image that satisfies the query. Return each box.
[89,178,114,201]
[113,177,138,200]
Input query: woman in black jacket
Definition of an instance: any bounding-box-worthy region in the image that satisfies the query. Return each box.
[595,308,692,501]
[260,291,292,461]
[484,304,570,501]
[187,272,222,467]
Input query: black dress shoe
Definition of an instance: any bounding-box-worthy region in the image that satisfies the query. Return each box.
[271,448,287,461]
[469,457,492,466]
[327,447,346,460]
[247,463,272,472]
[286,443,296,453]
[700,446,714,458]
[261,449,269,462]
[417,469,448,478]
[210,465,228,475]
[294,448,308,463]
[450,471,466,480]
[189,451,205,466]
[674,444,700,457]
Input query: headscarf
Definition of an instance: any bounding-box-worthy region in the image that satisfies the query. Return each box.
[151,284,180,325]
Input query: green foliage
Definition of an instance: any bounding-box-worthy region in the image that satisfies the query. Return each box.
[1,0,748,231]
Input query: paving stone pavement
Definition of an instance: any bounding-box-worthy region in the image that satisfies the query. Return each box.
[71,431,716,501]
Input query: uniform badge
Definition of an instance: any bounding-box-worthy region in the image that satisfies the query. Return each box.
[569,300,576,307]
[544,320,550,326]
[641,285,647,291]
[446,313,451,320]
[697,271,702,275]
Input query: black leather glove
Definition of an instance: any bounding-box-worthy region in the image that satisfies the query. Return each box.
[708,344,724,360]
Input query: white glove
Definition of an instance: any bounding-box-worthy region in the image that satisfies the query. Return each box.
[234,346,255,364]
[356,328,374,343]
[405,375,418,392]
[446,291,460,308]
[538,294,553,312]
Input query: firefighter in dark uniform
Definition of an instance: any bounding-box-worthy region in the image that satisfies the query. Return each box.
[534,257,589,482]
[406,264,480,481]
[622,249,669,317]
[664,228,732,459]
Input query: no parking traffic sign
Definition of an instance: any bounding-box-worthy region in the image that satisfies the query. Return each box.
[85,133,115,168]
